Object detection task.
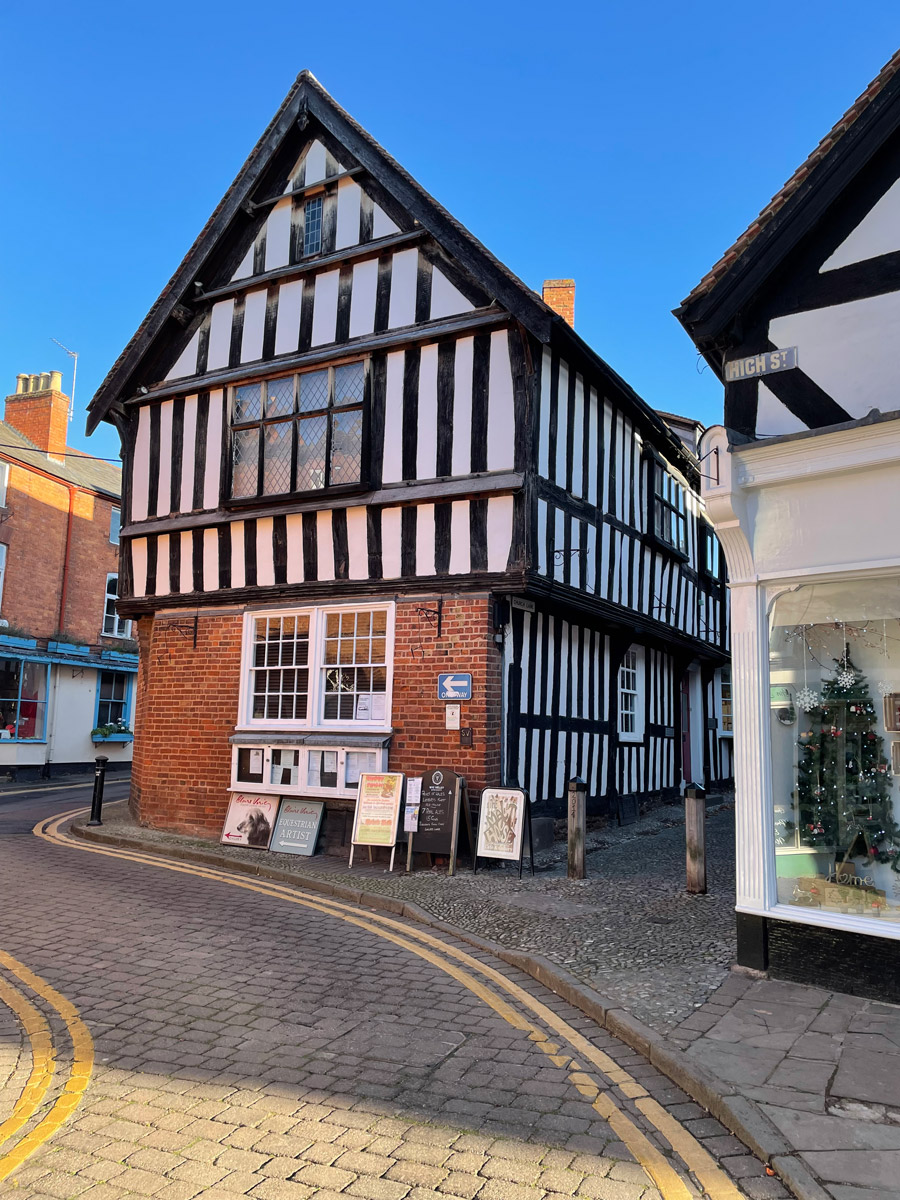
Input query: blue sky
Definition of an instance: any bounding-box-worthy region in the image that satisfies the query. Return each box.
[2,2,898,463]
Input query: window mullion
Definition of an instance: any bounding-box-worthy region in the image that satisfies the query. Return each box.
[323,368,335,488]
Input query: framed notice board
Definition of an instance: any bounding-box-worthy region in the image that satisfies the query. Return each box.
[349,773,404,871]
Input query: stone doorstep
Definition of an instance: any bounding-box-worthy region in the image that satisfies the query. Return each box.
[69,815,825,1200]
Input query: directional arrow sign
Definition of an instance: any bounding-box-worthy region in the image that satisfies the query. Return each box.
[438,673,472,701]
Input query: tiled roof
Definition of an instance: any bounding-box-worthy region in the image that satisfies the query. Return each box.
[0,422,121,498]
[680,48,900,308]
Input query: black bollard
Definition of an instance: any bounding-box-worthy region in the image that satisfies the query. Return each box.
[86,755,109,826]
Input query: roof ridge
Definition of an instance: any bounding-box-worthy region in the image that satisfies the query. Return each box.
[680,47,900,308]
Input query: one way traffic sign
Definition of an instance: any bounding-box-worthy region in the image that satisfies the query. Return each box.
[438,673,472,701]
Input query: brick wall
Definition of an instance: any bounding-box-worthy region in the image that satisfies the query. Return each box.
[542,279,575,328]
[130,595,505,839]
[130,612,243,836]
[0,463,120,642]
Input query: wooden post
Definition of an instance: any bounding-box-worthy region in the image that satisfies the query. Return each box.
[685,784,707,894]
[567,777,586,880]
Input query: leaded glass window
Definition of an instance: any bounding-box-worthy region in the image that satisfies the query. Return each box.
[229,361,366,500]
[303,196,323,256]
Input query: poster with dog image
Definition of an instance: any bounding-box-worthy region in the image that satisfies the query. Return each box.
[221,792,280,849]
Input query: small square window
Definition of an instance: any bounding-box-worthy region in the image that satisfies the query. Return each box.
[304,196,323,256]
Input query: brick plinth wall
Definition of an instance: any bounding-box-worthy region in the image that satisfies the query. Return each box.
[130,595,504,840]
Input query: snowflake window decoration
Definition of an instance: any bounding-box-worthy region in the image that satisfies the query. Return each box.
[837,668,857,688]
[796,686,820,713]
[878,680,892,698]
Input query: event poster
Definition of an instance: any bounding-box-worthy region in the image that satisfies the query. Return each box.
[270,799,326,856]
[221,792,280,849]
[403,777,422,832]
[352,773,404,846]
[476,788,526,861]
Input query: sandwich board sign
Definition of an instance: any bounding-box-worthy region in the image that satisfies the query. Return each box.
[349,773,405,871]
[221,792,280,849]
[270,799,325,856]
[475,787,534,879]
[406,768,475,875]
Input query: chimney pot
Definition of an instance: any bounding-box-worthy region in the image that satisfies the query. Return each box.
[15,374,27,395]
[39,372,50,391]
[49,370,63,391]
[542,279,575,328]
[4,371,70,463]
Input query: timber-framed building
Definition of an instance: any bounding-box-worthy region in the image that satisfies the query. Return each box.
[89,72,730,838]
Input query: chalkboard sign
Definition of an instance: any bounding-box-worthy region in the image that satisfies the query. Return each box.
[271,799,325,856]
[413,769,461,855]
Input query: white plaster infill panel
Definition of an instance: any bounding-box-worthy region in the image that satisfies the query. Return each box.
[820,175,900,272]
[769,292,900,422]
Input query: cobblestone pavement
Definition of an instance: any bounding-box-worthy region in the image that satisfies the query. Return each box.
[87,800,737,1034]
[0,793,781,1200]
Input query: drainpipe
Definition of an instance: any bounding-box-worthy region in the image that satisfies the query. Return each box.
[58,483,76,634]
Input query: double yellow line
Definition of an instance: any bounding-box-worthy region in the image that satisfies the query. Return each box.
[0,950,93,1182]
[35,808,743,1200]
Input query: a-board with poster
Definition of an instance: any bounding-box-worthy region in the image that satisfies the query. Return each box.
[270,798,325,856]
[475,787,534,878]
[221,792,280,849]
[349,773,404,870]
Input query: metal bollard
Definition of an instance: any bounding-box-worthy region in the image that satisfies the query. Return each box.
[86,756,109,826]
[567,777,586,880]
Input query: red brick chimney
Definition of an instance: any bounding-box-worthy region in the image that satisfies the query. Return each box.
[5,372,69,465]
[542,279,575,327]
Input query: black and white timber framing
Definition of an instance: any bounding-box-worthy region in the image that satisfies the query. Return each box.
[676,59,900,441]
[91,71,731,814]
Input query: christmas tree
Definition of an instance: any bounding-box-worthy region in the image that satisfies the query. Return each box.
[795,652,898,868]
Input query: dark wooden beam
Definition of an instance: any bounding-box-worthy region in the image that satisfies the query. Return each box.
[246,165,366,213]
[121,470,524,537]
[192,228,426,306]
[126,307,513,406]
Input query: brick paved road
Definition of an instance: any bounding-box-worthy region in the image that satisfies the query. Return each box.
[0,791,784,1200]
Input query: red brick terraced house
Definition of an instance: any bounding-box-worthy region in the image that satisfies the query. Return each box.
[0,371,136,779]
[87,73,730,843]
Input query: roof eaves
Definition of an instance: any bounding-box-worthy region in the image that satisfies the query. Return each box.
[676,48,900,322]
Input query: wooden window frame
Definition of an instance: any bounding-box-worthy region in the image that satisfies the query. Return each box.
[237,602,395,734]
[647,456,689,562]
[618,646,645,742]
[719,666,733,735]
[102,573,132,640]
[224,359,369,510]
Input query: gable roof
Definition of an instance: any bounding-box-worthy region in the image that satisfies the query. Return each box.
[0,421,121,497]
[675,49,900,343]
[86,72,693,473]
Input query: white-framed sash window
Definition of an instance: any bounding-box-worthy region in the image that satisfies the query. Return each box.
[239,602,394,731]
[618,646,645,741]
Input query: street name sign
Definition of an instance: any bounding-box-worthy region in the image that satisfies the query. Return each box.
[438,673,472,701]
[724,347,798,382]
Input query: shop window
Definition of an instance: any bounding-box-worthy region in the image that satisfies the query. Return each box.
[770,577,900,925]
[0,658,48,741]
[618,647,645,741]
[242,604,393,730]
[103,574,132,639]
[232,742,387,799]
[653,465,688,556]
[96,670,132,730]
[229,362,365,501]
[719,668,733,733]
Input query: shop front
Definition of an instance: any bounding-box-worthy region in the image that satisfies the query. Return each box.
[702,416,900,997]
